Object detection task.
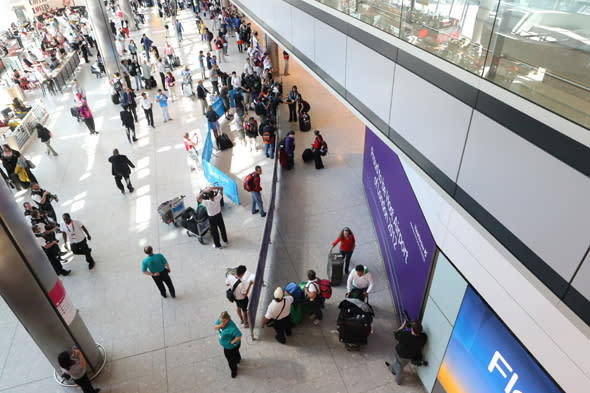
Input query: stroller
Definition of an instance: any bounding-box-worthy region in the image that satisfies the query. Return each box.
[157,195,186,225]
[180,204,210,244]
[337,298,374,351]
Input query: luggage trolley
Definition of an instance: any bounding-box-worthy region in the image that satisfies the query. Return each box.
[157,195,186,226]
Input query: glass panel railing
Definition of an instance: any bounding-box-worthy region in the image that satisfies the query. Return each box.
[483,1,590,128]
[314,0,590,129]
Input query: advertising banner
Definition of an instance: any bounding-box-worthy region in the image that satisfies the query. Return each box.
[48,278,76,325]
[435,286,563,393]
[201,127,239,205]
[362,127,435,321]
[211,96,225,118]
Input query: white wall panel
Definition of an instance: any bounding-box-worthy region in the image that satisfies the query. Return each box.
[290,7,315,61]
[571,252,590,299]
[313,20,346,87]
[457,112,590,281]
[419,300,452,392]
[345,38,395,122]
[271,0,292,42]
[429,253,467,324]
[389,66,472,181]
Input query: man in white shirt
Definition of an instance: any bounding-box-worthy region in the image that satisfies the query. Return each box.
[198,186,228,249]
[304,270,323,325]
[225,265,253,328]
[60,213,95,270]
[243,58,253,76]
[261,287,293,344]
[230,71,240,91]
[156,58,167,91]
[139,92,155,128]
[346,264,374,299]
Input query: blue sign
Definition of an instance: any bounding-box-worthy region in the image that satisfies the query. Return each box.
[436,287,563,393]
[200,128,239,205]
[212,96,225,118]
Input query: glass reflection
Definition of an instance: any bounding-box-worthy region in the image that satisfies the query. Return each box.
[315,0,590,129]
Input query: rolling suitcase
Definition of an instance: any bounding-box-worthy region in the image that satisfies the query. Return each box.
[111,93,120,104]
[299,113,311,131]
[279,147,287,168]
[337,299,373,347]
[218,133,233,150]
[327,253,344,286]
[302,148,314,162]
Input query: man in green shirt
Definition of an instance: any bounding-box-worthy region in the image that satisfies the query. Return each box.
[141,245,176,298]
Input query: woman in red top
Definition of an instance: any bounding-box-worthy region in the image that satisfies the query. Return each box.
[330,227,355,274]
[311,130,325,170]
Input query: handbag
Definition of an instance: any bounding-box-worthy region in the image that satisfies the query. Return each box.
[15,164,30,183]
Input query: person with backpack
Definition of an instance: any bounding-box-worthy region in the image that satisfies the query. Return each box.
[259,120,276,159]
[244,166,266,217]
[305,270,323,325]
[244,117,258,152]
[36,124,58,156]
[261,287,293,344]
[225,265,254,327]
[330,227,356,274]
[311,130,327,170]
[346,264,374,300]
[205,27,214,51]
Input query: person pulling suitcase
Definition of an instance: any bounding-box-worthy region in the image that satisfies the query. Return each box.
[346,265,374,301]
[329,227,356,274]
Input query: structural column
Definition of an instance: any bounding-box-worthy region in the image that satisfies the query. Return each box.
[0,182,104,381]
[263,33,279,76]
[84,0,120,76]
[119,0,137,31]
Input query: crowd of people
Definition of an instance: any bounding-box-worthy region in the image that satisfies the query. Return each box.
[1,0,429,390]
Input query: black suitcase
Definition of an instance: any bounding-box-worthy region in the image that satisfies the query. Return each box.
[337,303,372,345]
[218,133,233,150]
[299,113,311,131]
[70,107,80,120]
[302,148,314,162]
[327,252,344,286]
[111,93,120,104]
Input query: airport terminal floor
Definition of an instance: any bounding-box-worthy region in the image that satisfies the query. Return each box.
[0,5,423,393]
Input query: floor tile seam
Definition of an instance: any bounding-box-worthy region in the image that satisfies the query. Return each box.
[0,323,18,385]
[0,376,53,392]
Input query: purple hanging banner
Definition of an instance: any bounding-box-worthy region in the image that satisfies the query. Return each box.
[362,127,436,321]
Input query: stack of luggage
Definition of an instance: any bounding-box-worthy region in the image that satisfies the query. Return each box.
[337,298,374,350]
[180,205,209,244]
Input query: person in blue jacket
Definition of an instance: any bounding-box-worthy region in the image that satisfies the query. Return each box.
[214,311,242,378]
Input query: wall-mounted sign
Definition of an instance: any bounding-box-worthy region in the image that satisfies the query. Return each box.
[434,286,563,393]
[362,127,435,321]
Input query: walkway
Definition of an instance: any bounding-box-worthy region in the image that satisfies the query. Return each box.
[0,5,425,393]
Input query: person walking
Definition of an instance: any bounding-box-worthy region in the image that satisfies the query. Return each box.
[78,99,98,134]
[120,106,137,143]
[120,87,138,122]
[129,58,142,90]
[35,123,58,156]
[180,65,194,96]
[61,213,96,270]
[304,270,323,325]
[155,89,171,122]
[260,119,276,159]
[329,227,356,274]
[58,347,100,393]
[287,86,298,122]
[164,42,175,68]
[197,80,210,114]
[30,183,58,221]
[33,224,71,276]
[206,105,221,148]
[205,28,214,51]
[139,92,155,128]
[198,186,228,249]
[140,34,153,60]
[72,79,86,103]
[141,245,176,298]
[214,311,242,378]
[165,72,178,101]
[156,58,167,91]
[244,117,258,152]
[108,149,135,194]
[183,132,199,171]
[284,130,296,170]
[225,265,254,327]
[311,130,326,169]
[246,166,265,217]
[175,20,184,42]
[261,287,293,344]
[128,39,139,62]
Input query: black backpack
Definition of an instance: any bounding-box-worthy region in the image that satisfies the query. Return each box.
[255,101,266,116]
[226,279,241,302]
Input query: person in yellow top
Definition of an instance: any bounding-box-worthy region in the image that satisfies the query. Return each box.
[199,19,206,41]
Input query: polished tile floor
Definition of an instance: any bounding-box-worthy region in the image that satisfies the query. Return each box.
[0,6,425,393]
